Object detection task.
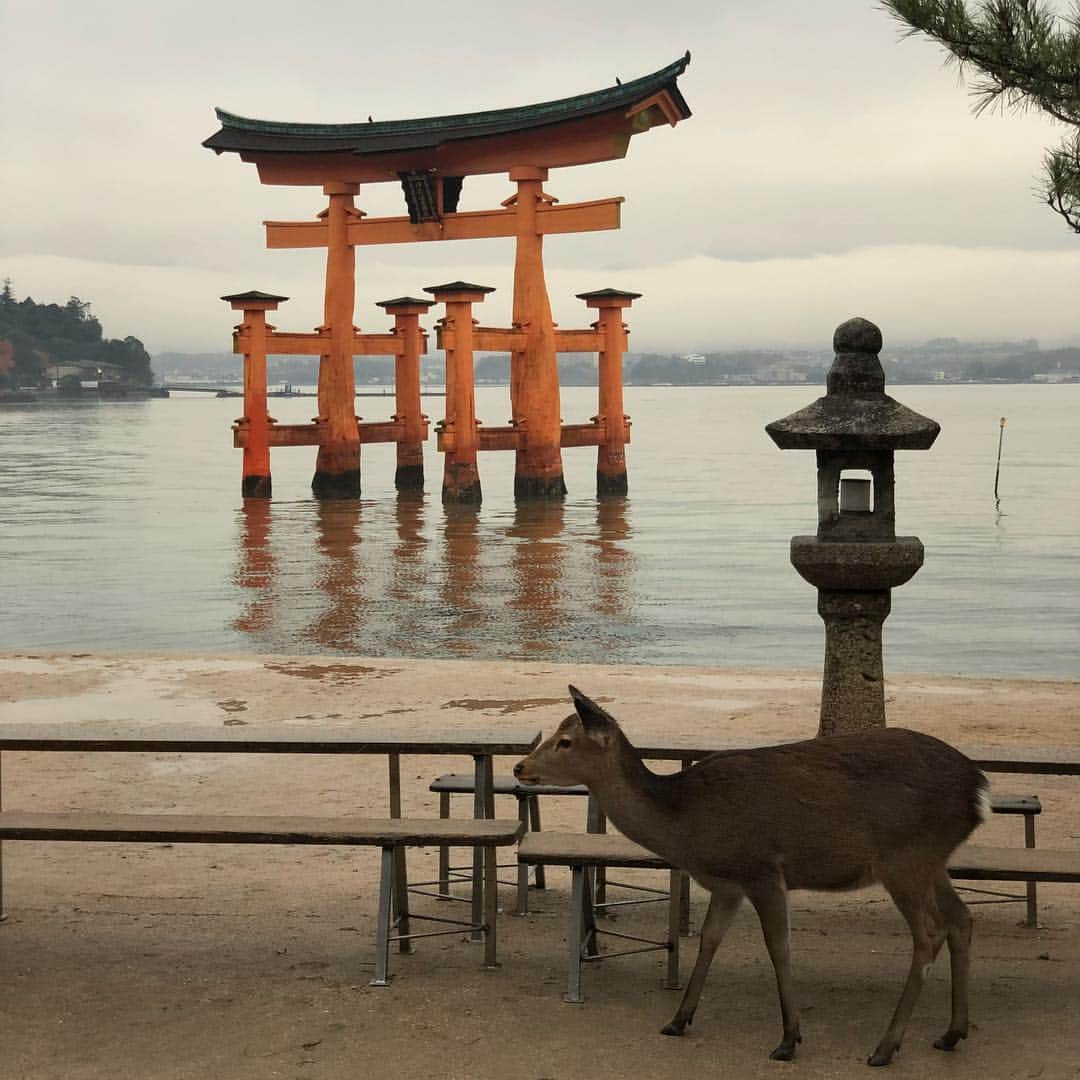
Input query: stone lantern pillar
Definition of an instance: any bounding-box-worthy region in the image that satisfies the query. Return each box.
[765,317,940,735]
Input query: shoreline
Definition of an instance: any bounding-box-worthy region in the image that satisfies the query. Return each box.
[2,650,1077,745]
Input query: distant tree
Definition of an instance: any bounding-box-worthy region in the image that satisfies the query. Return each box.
[883,0,1080,232]
[0,283,153,387]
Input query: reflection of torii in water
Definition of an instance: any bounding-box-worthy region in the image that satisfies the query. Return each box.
[204,55,692,502]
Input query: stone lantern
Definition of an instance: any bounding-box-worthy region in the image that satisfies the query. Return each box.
[766,317,940,735]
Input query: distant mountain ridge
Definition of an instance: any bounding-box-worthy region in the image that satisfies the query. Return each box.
[156,338,1080,387]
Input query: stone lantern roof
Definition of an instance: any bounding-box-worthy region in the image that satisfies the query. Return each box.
[766,317,940,453]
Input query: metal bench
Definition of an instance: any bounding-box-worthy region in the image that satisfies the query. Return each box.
[428,773,587,914]
[517,830,681,1003]
[968,794,1042,925]
[432,771,1042,925]
[0,810,523,986]
[517,794,1054,1005]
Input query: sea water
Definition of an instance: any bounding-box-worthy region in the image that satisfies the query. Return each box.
[0,384,1076,678]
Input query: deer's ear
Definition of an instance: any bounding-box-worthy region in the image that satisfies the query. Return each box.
[568,685,615,731]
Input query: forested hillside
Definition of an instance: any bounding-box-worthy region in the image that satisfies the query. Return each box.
[0,280,153,388]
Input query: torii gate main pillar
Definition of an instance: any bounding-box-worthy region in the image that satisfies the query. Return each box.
[509,167,566,498]
[313,182,362,499]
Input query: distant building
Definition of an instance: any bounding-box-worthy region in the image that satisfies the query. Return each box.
[1033,371,1080,383]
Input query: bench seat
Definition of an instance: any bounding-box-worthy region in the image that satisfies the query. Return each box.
[948,844,1080,883]
[0,810,524,986]
[0,811,521,847]
[429,774,589,914]
[429,773,587,798]
[519,831,667,869]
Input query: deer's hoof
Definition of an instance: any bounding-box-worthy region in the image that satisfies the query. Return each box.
[867,1044,898,1067]
[933,1029,967,1052]
[769,1032,801,1061]
[661,1021,687,1037]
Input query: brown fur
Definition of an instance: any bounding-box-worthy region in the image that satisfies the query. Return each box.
[514,686,987,1067]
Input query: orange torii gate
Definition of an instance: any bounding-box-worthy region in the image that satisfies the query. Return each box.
[204,55,691,500]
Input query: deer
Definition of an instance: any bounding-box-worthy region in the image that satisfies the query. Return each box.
[513,686,989,1067]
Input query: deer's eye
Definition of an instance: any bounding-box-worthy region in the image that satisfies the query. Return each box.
[556,738,571,749]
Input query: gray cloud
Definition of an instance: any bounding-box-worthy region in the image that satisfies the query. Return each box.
[2,0,1076,353]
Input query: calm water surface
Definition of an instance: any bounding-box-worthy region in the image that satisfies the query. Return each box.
[0,385,1076,678]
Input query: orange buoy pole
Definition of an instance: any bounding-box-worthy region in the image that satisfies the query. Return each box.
[509,166,566,498]
[223,290,286,499]
[579,289,640,496]
[313,182,362,499]
[377,297,433,491]
[427,283,493,503]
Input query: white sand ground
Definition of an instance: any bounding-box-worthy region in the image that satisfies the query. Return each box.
[0,651,1077,1079]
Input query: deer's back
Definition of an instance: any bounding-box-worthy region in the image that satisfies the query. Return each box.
[661,729,985,892]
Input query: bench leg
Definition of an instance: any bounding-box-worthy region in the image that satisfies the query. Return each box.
[665,869,682,990]
[438,791,451,899]
[528,796,546,890]
[388,753,412,952]
[470,755,494,942]
[484,841,499,968]
[1,751,6,922]
[678,870,691,936]
[1025,813,1038,928]
[587,798,608,914]
[564,865,587,1004]
[370,845,395,987]
[515,796,530,916]
[582,868,600,958]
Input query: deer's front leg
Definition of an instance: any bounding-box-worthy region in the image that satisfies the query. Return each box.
[747,877,802,1061]
[661,883,743,1036]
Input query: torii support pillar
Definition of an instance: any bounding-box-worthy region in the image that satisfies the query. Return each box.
[578,289,640,496]
[428,282,493,504]
[223,290,288,499]
[313,182,362,499]
[509,166,566,499]
[377,296,433,491]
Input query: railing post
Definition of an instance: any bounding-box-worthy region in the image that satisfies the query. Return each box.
[427,282,494,503]
[577,288,640,496]
[222,290,288,499]
[377,296,433,491]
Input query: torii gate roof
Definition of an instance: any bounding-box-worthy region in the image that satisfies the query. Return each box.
[203,54,691,184]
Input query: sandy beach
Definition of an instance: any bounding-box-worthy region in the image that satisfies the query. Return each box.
[0,651,1077,1079]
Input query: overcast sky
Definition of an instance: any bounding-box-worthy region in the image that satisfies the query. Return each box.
[2,0,1078,355]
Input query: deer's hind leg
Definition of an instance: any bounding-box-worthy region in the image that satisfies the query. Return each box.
[932,871,973,1053]
[868,864,944,1067]
[747,875,803,1061]
[661,882,743,1037]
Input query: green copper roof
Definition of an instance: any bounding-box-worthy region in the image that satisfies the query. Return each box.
[203,54,690,156]
[376,296,434,309]
[424,281,496,295]
[575,288,643,301]
[220,290,289,303]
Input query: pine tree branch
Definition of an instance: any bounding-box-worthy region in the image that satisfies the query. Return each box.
[1043,132,1080,232]
[884,0,1080,232]
[883,0,1080,122]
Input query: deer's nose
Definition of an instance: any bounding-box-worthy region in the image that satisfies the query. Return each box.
[513,761,524,778]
